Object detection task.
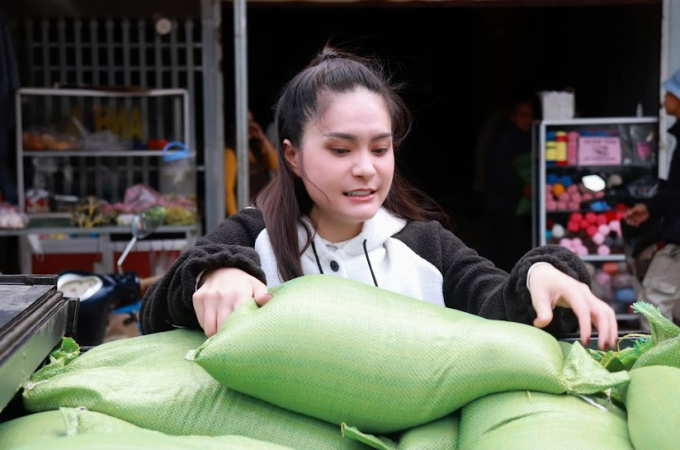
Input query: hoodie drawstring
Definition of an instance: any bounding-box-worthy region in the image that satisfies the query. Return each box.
[310,239,378,288]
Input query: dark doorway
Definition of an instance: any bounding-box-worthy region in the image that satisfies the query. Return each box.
[223,3,661,254]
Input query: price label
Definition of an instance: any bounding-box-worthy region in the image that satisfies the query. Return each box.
[578,136,622,165]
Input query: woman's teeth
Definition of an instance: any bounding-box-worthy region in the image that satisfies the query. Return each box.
[345,190,373,197]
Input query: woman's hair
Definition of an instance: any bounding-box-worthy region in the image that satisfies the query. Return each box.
[255,45,449,282]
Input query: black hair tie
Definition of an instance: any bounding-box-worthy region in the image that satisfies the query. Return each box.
[321,52,341,62]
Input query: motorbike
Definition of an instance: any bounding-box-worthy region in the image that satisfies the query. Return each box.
[57,206,166,347]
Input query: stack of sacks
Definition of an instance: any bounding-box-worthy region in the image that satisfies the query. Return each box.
[14,276,635,449]
[20,330,374,450]
[186,275,626,434]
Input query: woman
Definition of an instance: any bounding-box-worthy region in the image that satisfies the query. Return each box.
[140,46,617,350]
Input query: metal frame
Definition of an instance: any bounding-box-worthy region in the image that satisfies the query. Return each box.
[537,116,659,247]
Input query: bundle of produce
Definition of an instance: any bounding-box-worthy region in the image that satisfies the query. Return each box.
[587,301,680,372]
[187,275,629,434]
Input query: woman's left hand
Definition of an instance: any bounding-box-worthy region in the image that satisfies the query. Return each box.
[528,264,618,350]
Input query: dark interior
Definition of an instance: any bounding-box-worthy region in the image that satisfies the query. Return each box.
[223,3,662,253]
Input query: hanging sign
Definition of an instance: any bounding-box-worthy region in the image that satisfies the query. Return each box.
[577,136,622,165]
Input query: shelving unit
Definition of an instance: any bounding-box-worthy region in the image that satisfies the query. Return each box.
[536,117,660,324]
[5,87,200,274]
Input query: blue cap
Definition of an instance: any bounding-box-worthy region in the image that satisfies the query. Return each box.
[663,67,680,99]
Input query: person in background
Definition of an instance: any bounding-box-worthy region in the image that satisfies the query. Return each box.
[224,110,279,216]
[624,67,680,329]
[482,97,537,272]
[140,46,618,350]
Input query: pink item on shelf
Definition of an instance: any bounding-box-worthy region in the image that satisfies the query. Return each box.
[567,202,580,211]
[556,201,567,210]
[597,245,611,256]
[570,192,582,203]
[609,220,622,235]
[575,246,589,256]
[592,233,605,245]
[581,193,593,202]
[598,224,610,235]
[594,191,605,199]
[558,192,570,203]
[566,184,579,194]
[572,237,582,246]
[559,238,572,249]
[585,212,598,223]
[594,272,611,286]
[586,225,598,237]
[546,200,558,211]
[596,214,608,226]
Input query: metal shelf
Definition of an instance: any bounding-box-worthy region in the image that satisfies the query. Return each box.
[0,224,197,237]
[22,150,172,157]
[18,87,188,98]
[579,254,626,262]
[616,313,641,321]
[541,117,659,126]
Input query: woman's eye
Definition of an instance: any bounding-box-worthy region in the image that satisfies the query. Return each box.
[373,147,389,155]
[330,148,349,155]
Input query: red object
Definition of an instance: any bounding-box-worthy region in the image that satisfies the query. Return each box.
[596,214,608,226]
[585,212,598,224]
[146,139,169,150]
[605,211,618,222]
[567,221,580,233]
[580,219,590,230]
[570,212,583,223]
[586,225,598,237]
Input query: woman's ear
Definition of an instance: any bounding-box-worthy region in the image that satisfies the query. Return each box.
[283,139,302,176]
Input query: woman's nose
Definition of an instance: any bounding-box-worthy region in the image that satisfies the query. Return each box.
[352,152,376,178]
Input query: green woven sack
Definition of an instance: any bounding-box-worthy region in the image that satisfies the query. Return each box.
[343,414,459,450]
[458,391,633,450]
[22,330,370,450]
[10,432,296,450]
[621,366,680,450]
[0,411,67,450]
[1,407,294,450]
[187,275,629,433]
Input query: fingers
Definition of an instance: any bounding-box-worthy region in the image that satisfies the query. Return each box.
[192,268,269,337]
[532,295,554,329]
[252,280,273,307]
[589,296,618,350]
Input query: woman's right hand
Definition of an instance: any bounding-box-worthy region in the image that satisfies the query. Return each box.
[624,204,650,227]
[193,267,272,337]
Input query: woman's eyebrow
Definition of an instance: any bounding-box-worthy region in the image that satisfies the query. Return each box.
[325,132,392,142]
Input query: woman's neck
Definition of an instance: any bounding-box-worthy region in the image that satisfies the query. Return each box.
[309,210,364,243]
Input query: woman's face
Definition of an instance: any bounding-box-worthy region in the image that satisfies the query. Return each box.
[284,88,394,242]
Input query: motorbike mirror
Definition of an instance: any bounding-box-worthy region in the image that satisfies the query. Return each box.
[132,206,167,239]
[117,206,166,274]
[581,174,606,192]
